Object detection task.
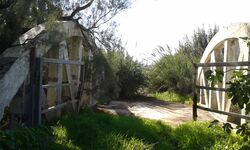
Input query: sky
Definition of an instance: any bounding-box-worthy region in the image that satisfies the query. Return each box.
[114,0,250,64]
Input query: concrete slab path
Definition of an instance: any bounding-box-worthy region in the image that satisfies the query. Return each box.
[96,99,217,126]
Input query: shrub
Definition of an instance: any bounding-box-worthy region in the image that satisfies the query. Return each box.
[92,50,146,101]
[146,26,218,95]
[147,52,193,95]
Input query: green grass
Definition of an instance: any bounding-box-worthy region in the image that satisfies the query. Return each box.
[150,91,192,104]
[0,109,248,150]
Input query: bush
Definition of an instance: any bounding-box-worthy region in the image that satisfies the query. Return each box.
[92,50,145,101]
[146,26,218,96]
[147,52,193,95]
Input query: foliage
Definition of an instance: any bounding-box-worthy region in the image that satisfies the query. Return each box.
[105,50,146,98]
[236,123,250,142]
[0,0,61,53]
[227,71,250,113]
[147,26,218,95]
[0,0,132,53]
[0,109,246,150]
[204,68,223,87]
[56,0,132,50]
[92,50,146,101]
[147,51,193,95]
[178,25,219,59]
[209,120,250,149]
[150,91,192,104]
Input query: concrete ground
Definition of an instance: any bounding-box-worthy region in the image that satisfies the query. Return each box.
[96,98,217,126]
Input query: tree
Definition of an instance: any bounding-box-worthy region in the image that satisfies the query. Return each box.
[178,25,219,62]
[0,0,132,53]
[0,0,61,53]
[147,26,219,94]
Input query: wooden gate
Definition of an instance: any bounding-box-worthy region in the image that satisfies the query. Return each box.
[30,48,85,125]
[192,62,250,123]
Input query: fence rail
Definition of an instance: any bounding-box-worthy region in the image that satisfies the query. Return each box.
[192,61,250,121]
[195,61,250,67]
[31,57,84,125]
[197,105,250,120]
[43,58,84,65]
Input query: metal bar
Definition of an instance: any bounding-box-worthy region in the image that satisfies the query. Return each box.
[196,61,250,67]
[197,105,250,120]
[196,86,227,92]
[42,58,84,65]
[41,99,78,114]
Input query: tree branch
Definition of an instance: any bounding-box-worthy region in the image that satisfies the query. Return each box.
[0,0,16,10]
[62,0,94,20]
[88,8,118,30]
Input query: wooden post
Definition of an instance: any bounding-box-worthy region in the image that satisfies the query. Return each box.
[29,47,36,126]
[192,64,198,121]
[77,63,85,111]
[33,57,43,125]
[56,43,64,117]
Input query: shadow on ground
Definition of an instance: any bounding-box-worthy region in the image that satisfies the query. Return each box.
[48,108,222,150]
[95,95,215,126]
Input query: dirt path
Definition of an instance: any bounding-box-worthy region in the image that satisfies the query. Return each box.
[96,98,216,126]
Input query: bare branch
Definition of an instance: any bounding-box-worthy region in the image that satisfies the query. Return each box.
[89,9,114,29]
[62,0,94,20]
[89,8,118,30]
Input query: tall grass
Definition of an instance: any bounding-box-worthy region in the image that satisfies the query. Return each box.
[0,109,247,150]
[151,91,192,104]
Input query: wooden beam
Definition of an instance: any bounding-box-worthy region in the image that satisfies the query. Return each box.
[222,40,228,111]
[29,47,36,126]
[42,83,75,88]
[196,61,250,67]
[197,105,250,120]
[43,58,84,65]
[41,100,78,114]
[56,43,64,117]
[33,57,43,125]
[201,71,209,107]
[63,47,76,109]
[77,41,83,91]
[192,65,198,121]
[196,86,227,92]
